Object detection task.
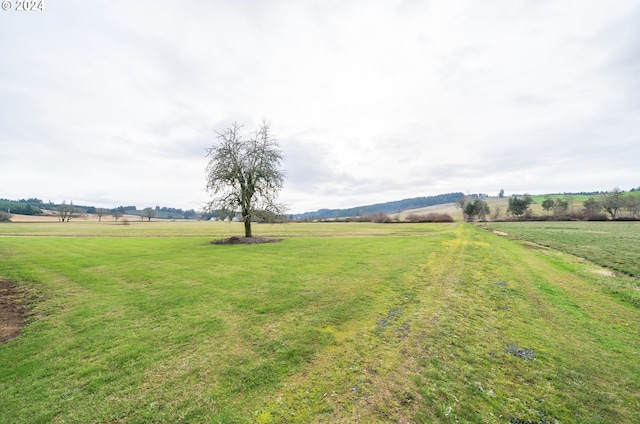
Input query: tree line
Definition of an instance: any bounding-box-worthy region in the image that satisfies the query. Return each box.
[0,199,42,216]
[0,197,199,223]
[458,188,640,222]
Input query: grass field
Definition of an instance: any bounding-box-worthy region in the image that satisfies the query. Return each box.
[1,221,639,422]
[483,221,640,278]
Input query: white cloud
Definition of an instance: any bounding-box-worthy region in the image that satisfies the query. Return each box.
[1,0,638,213]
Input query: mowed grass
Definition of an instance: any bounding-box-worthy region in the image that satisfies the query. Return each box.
[484,221,640,277]
[0,220,441,237]
[1,222,639,422]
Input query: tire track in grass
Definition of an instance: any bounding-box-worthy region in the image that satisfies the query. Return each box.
[251,230,457,423]
[402,224,640,423]
[249,223,640,422]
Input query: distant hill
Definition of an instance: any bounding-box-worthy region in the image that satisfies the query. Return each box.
[293,192,465,220]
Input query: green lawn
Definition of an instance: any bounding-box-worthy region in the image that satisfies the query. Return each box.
[1,222,639,422]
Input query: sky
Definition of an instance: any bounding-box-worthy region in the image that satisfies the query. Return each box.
[1,0,639,214]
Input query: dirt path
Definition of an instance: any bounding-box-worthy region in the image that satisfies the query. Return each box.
[0,279,26,343]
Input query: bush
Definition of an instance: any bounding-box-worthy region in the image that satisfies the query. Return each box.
[0,211,12,222]
[529,215,551,221]
[429,213,454,222]
[566,210,585,221]
[546,212,578,221]
[405,213,454,223]
[369,212,395,223]
[585,213,609,221]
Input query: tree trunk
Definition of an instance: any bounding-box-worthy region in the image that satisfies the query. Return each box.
[244,216,252,238]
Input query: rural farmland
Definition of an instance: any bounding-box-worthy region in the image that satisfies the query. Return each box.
[1,221,638,423]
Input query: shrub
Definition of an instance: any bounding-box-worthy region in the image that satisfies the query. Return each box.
[0,211,12,222]
[565,210,585,220]
[528,215,550,221]
[430,213,454,222]
[585,213,609,221]
[405,213,423,223]
[405,213,453,223]
[551,215,575,221]
[369,212,395,223]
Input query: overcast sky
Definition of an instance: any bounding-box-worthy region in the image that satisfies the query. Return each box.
[1,1,638,213]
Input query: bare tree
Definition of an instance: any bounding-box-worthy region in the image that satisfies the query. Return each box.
[95,208,109,222]
[583,197,602,215]
[205,120,285,238]
[57,201,80,222]
[455,194,469,220]
[553,198,569,216]
[141,207,156,222]
[490,205,502,221]
[601,187,624,219]
[623,194,640,217]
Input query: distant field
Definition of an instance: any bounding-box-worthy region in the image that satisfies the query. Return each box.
[8,213,142,223]
[528,194,594,204]
[395,202,463,220]
[1,221,639,422]
[0,220,445,238]
[398,195,590,221]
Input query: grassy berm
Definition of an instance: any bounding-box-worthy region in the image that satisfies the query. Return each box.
[0,221,638,423]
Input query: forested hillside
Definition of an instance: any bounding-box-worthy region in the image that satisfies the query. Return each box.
[293,192,464,220]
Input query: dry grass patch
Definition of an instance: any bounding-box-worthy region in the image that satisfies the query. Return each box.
[591,269,615,277]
